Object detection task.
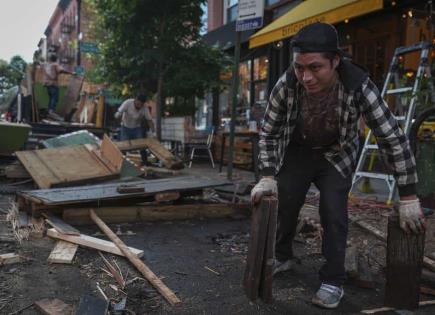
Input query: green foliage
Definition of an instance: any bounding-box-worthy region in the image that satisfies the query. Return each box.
[89,0,227,115]
[0,55,27,95]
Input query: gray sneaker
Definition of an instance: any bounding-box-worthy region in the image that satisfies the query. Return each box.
[311,283,344,309]
[273,259,293,275]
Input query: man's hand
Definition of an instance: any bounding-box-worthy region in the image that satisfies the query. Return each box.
[398,198,426,234]
[251,177,277,204]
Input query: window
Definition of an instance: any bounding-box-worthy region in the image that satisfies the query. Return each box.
[266,0,281,6]
[227,0,238,23]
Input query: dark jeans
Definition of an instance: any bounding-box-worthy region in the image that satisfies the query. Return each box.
[46,85,59,112]
[276,144,352,286]
[120,126,148,164]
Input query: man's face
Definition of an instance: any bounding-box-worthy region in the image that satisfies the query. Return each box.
[293,52,339,94]
[134,99,144,109]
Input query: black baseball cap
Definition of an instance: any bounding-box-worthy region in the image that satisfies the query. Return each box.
[291,22,344,56]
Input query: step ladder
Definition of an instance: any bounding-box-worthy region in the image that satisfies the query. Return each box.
[351,42,433,204]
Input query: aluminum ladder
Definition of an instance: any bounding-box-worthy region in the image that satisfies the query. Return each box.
[351,41,433,204]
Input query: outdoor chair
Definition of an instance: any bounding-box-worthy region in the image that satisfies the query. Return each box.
[186,127,215,168]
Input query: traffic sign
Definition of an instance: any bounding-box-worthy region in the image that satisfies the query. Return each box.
[236,0,264,32]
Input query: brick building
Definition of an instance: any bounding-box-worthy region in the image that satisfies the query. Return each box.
[40,0,97,73]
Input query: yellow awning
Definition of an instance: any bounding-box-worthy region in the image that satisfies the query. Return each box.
[249,0,383,48]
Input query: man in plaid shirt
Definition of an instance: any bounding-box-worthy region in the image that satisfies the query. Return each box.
[251,23,425,309]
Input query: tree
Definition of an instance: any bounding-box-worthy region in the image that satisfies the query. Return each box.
[90,0,228,139]
[0,55,27,96]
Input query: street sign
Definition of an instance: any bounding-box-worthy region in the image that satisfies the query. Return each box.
[80,42,100,54]
[236,0,264,32]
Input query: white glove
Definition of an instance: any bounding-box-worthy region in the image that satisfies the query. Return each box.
[251,177,277,204]
[398,198,425,234]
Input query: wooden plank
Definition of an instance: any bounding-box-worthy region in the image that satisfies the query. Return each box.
[0,253,21,265]
[349,214,435,273]
[72,94,86,122]
[243,197,272,301]
[75,294,108,315]
[115,138,183,169]
[46,228,144,258]
[361,300,435,314]
[89,209,181,305]
[47,240,78,264]
[18,211,30,228]
[99,134,123,173]
[154,191,180,202]
[384,215,425,310]
[19,175,230,206]
[43,213,80,235]
[59,75,84,117]
[34,298,73,315]
[62,203,243,225]
[259,197,278,303]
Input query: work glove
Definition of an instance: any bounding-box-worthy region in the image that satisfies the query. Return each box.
[251,177,277,204]
[398,198,426,234]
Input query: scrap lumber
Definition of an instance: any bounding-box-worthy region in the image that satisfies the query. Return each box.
[62,203,247,225]
[47,228,144,258]
[385,215,425,310]
[16,145,120,189]
[361,300,435,314]
[115,138,184,169]
[96,135,123,173]
[89,209,181,305]
[42,213,80,235]
[243,197,277,302]
[259,197,278,303]
[47,240,78,264]
[0,253,21,265]
[75,294,109,315]
[98,252,125,288]
[18,176,230,211]
[59,74,84,117]
[349,214,435,273]
[34,298,73,315]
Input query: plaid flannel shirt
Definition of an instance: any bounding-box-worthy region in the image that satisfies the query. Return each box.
[259,63,417,196]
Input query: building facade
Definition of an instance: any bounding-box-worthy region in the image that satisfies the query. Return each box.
[40,0,98,74]
[203,0,433,129]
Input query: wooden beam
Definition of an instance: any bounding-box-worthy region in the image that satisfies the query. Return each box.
[98,134,123,173]
[47,240,78,264]
[243,197,275,301]
[47,228,144,258]
[89,209,181,306]
[34,298,73,315]
[42,213,80,235]
[349,214,435,272]
[0,253,21,266]
[384,215,425,310]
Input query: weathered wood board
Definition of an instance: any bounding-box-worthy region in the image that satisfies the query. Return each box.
[16,145,119,189]
[48,240,78,264]
[19,176,230,206]
[47,228,144,257]
[34,298,73,315]
[115,138,183,169]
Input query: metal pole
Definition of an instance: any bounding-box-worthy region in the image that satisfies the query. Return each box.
[227,31,241,180]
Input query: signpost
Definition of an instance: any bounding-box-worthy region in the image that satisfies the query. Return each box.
[228,0,264,180]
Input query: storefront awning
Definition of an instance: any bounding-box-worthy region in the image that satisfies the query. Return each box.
[249,0,383,49]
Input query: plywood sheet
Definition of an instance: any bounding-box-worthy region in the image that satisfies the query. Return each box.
[16,145,119,189]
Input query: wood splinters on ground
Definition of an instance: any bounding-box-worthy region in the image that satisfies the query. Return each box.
[361,299,435,314]
[204,266,220,275]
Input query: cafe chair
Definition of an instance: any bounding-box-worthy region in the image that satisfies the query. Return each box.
[187,127,215,168]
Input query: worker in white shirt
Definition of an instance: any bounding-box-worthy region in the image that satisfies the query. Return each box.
[115,94,155,165]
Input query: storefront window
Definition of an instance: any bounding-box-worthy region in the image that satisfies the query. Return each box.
[253,57,268,81]
[239,60,251,108]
